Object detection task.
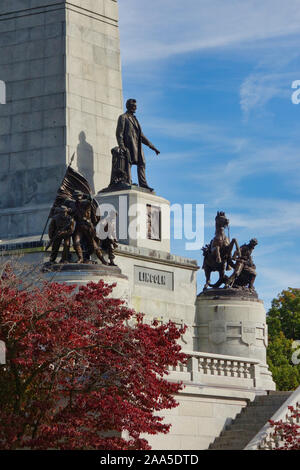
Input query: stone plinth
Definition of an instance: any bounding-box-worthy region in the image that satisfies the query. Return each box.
[196,289,275,391]
[96,188,171,253]
[43,263,130,303]
[0,0,123,239]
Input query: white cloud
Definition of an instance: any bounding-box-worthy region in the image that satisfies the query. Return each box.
[152,150,198,162]
[259,265,300,305]
[228,200,300,236]
[146,118,248,154]
[240,72,292,117]
[145,116,300,194]
[193,141,300,200]
[119,0,300,63]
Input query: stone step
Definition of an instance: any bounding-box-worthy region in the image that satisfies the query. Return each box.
[239,401,287,413]
[217,429,262,440]
[233,409,280,421]
[221,423,269,434]
[209,436,252,448]
[210,442,248,450]
[240,405,281,414]
[236,408,281,418]
[212,437,253,447]
[208,392,292,450]
[249,397,291,405]
[251,396,291,405]
[232,416,275,426]
[213,435,252,449]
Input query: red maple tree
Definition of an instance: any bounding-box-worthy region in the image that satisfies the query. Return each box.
[0,263,186,450]
[269,406,300,450]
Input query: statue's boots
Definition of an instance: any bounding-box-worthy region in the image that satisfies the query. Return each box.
[74,245,84,264]
[95,248,108,266]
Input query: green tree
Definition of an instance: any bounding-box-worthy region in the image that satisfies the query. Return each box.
[267,288,300,391]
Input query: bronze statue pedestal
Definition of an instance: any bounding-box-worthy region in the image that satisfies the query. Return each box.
[96,187,170,252]
[196,289,275,391]
[42,262,123,276]
[99,183,156,195]
[199,287,259,300]
[42,262,130,304]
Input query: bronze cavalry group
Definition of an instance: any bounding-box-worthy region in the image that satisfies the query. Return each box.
[202,211,258,291]
[44,99,258,292]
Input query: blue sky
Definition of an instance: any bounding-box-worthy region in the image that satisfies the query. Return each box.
[118,0,300,308]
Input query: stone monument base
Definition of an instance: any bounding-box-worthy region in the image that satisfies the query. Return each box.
[196,289,275,391]
[96,187,170,252]
[99,183,156,195]
[42,262,123,276]
[199,286,258,299]
[41,262,130,303]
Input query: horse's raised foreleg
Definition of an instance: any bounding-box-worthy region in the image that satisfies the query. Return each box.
[232,238,240,258]
[203,267,212,290]
[225,238,240,270]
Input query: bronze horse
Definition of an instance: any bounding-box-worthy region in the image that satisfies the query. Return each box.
[202,211,240,289]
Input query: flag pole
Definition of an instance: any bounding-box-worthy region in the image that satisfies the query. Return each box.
[40,152,76,243]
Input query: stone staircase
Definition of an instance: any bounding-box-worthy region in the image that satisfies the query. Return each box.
[208,391,292,450]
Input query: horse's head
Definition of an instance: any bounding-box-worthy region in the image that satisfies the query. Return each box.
[215,211,229,229]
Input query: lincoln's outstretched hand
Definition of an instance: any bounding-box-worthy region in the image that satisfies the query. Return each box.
[150,145,160,156]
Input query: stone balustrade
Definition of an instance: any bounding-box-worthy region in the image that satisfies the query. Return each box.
[244,386,300,449]
[168,351,261,390]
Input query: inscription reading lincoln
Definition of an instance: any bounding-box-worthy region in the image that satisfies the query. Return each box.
[134,266,174,291]
[139,271,166,285]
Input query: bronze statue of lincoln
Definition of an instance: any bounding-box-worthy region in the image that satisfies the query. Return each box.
[116,99,160,191]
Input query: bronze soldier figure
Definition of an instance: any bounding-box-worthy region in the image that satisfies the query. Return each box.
[96,210,118,266]
[46,206,75,264]
[71,191,107,265]
[116,98,160,191]
[226,238,258,289]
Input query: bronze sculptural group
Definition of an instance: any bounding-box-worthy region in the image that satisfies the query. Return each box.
[202,211,258,292]
[44,166,117,267]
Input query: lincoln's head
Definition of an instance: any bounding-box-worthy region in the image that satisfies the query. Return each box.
[126,98,137,114]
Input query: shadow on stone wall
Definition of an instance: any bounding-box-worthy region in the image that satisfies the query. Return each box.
[76,131,95,194]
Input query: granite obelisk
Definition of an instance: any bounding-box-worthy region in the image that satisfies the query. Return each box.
[0,0,123,239]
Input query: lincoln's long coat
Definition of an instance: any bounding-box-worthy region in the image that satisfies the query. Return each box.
[116,112,153,165]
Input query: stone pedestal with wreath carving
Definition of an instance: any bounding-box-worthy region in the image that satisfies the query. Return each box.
[196,289,275,391]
